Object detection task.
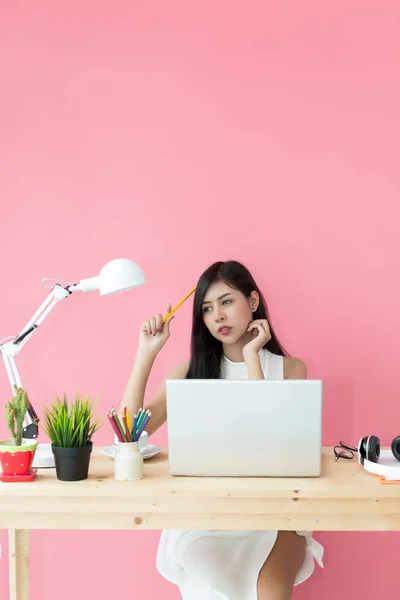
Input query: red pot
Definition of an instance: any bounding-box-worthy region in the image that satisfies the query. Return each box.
[0,439,38,476]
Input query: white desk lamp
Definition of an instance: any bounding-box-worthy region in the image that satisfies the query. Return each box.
[0,258,145,468]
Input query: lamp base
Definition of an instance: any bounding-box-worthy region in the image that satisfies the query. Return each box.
[32,443,55,468]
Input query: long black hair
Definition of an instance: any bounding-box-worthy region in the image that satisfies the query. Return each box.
[186,260,289,379]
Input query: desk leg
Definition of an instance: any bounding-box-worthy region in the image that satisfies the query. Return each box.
[9,529,29,600]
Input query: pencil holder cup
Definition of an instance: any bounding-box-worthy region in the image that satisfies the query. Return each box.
[114,442,143,481]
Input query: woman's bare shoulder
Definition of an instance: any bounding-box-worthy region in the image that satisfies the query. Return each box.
[283,356,307,379]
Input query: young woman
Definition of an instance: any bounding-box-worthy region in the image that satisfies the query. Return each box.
[120,260,324,600]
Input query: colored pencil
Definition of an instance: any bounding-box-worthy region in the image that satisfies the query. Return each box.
[111,409,130,442]
[135,408,144,429]
[107,411,124,442]
[122,414,131,441]
[107,412,122,442]
[136,408,149,432]
[135,412,151,441]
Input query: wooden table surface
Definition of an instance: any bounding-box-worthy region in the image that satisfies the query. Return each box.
[1,446,400,532]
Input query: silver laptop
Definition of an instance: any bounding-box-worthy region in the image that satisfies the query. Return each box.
[166,379,323,477]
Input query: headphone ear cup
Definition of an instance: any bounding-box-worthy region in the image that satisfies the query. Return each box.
[391,436,400,462]
[367,435,380,462]
[358,437,368,463]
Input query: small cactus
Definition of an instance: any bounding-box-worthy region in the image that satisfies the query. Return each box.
[5,386,29,446]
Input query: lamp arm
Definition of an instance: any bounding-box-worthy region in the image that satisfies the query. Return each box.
[0,284,73,438]
[12,285,72,352]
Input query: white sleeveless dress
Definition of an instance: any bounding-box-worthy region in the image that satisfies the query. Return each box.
[156,349,324,600]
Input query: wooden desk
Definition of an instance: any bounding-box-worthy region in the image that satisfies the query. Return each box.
[1,447,399,600]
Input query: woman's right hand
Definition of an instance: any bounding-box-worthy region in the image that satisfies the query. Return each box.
[138,304,174,356]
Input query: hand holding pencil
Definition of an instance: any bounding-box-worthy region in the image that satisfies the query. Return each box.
[138,285,197,357]
[138,302,175,355]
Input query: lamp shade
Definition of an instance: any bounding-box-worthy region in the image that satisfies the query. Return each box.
[71,259,146,295]
[99,258,146,296]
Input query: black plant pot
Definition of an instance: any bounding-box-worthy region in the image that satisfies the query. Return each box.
[51,442,93,481]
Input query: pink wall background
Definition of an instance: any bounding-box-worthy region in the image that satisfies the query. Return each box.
[1,1,399,598]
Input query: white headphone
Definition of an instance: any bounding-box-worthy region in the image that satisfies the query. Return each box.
[358,435,400,478]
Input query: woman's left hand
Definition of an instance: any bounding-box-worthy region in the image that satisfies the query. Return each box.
[243,319,272,356]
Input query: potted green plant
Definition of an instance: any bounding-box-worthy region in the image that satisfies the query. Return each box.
[42,392,102,481]
[0,386,38,480]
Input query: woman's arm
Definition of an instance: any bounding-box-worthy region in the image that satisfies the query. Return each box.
[244,352,265,379]
[242,319,271,379]
[242,319,307,380]
[119,349,157,418]
[118,304,180,436]
[119,357,189,437]
[139,361,189,436]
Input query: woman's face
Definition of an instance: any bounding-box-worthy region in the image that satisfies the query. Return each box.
[201,280,258,344]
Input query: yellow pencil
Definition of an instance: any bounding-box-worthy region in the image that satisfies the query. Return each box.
[163,285,197,322]
[126,412,131,433]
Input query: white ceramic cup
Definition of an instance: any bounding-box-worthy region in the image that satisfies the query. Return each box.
[114,430,148,455]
